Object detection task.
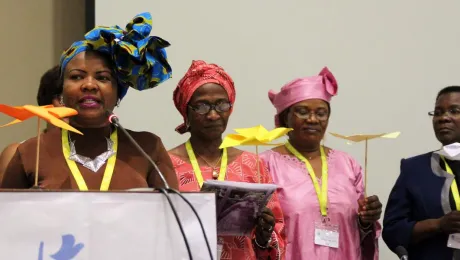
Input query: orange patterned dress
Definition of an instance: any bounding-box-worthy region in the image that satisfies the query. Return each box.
[169,151,285,260]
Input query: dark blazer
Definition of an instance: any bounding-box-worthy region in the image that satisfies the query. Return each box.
[383,151,460,260]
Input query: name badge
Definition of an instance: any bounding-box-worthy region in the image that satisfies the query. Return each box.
[448,233,460,249]
[314,219,339,248]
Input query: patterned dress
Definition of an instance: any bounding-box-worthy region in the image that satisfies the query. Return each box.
[169,151,285,260]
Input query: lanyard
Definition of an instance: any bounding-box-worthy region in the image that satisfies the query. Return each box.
[61,129,118,191]
[185,140,228,188]
[441,156,460,210]
[285,141,328,216]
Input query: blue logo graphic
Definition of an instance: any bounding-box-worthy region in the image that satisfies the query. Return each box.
[38,234,84,260]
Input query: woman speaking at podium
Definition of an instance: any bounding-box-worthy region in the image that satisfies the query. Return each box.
[168,60,285,259]
[0,13,179,191]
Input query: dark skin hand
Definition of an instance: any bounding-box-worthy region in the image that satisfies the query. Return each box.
[439,211,460,234]
[255,207,276,245]
[358,195,383,225]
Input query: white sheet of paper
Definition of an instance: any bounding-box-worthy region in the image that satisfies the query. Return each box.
[0,192,217,260]
[448,233,460,249]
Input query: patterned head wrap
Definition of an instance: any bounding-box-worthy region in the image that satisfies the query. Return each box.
[268,67,338,127]
[173,60,235,134]
[59,12,172,100]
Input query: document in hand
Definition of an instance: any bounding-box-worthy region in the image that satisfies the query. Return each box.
[201,180,277,236]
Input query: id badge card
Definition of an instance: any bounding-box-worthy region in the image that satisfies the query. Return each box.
[314,217,339,248]
[448,233,460,249]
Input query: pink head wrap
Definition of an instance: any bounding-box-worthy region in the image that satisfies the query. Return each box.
[173,60,235,134]
[268,67,338,127]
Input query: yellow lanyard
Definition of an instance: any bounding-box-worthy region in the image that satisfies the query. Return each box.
[61,129,118,191]
[441,156,460,210]
[285,141,328,216]
[185,140,228,188]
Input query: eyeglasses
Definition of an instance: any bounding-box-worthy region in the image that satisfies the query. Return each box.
[428,108,460,118]
[293,109,329,121]
[189,101,232,115]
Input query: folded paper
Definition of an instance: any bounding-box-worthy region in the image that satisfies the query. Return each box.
[220,125,292,184]
[329,131,401,196]
[220,125,292,149]
[0,104,82,135]
[329,132,401,143]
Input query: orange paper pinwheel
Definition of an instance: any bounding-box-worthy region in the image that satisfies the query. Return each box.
[0,104,82,134]
[0,104,82,188]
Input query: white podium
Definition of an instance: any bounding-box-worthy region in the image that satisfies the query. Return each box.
[0,190,217,260]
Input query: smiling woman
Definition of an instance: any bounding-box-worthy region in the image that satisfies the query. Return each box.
[0,12,179,191]
[383,86,460,260]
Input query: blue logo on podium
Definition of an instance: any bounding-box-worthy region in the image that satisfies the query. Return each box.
[38,234,84,260]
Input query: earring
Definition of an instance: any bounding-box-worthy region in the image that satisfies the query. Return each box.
[186,120,190,130]
[59,96,65,106]
[116,100,120,107]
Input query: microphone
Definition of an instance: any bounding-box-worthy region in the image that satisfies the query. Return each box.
[107,112,170,190]
[107,111,214,259]
[395,246,408,260]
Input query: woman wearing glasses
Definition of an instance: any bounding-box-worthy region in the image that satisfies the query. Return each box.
[383,86,460,260]
[168,60,285,259]
[260,67,382,260]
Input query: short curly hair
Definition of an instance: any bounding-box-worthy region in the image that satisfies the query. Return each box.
[36,65,62,106]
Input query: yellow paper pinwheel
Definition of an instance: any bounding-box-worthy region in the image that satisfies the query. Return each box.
[0,104,82,134]
[0,104,82,188]
[220,125,292,183]
[220,125,292,149]
[329,131,401,195]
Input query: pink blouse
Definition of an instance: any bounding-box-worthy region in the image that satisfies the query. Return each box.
[260,149,380,260]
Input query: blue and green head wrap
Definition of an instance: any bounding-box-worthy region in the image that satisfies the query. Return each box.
[59,12,172,100]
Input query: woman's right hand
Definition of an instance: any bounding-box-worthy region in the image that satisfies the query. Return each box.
[439,211,460,234]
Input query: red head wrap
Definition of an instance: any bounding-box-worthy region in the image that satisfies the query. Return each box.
[173,60,235,134]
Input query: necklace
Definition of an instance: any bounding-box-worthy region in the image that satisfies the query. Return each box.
[67,131,116,172]
[62,128,118,191]
[196,153,223,179]
[185,140,228,187]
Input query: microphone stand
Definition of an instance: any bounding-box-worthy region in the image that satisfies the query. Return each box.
[109,116,169,189]
[108,113,214,260]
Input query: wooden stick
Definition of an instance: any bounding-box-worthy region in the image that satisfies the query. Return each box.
[364,139,368,197]
[256,145,260,183]
[34,118,41,187]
